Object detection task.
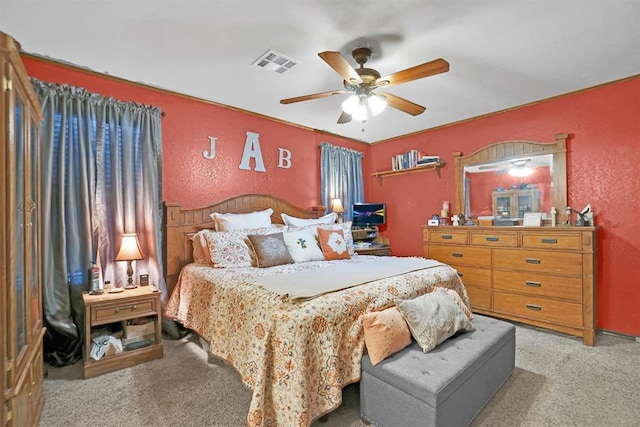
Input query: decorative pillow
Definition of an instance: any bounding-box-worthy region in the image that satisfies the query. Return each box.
[201,227,279,268]
[433,287,473,320]
[247,233,294,268]
[317,227,350,260]
[210,208,274,231]
[395,288,475,353]
[282,228,324,262]
[281,212,337,227]
[191,230,213,264]
[362,307,412,365]
[290,221,355,256]
[318,221,356,256]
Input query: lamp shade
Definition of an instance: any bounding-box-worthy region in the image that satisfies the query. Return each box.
[368,93,387,115]
[115,233,144,261]
[330,198,345,213]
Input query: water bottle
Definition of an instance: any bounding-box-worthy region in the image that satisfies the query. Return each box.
[90,261,102,294]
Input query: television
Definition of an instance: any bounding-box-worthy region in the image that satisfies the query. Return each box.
[352,203,386,227]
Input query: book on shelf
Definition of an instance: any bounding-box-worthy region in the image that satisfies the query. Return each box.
[391,150,442,171]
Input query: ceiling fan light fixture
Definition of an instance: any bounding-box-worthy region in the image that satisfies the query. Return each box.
[341,94,360,115]
[351,99,368,121]
[368,93,387,115]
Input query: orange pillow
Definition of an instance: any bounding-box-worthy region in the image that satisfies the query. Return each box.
[317,227,351,260]
[362,307,412,365]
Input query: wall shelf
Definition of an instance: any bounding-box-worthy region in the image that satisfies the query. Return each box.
[371,161,446,184]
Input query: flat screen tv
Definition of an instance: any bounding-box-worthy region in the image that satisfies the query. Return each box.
[352,203,386,226]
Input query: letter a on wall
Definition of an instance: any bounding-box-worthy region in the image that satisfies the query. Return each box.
[239,131,266,172]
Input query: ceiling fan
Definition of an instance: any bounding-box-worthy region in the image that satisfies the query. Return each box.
[280,46,449,124]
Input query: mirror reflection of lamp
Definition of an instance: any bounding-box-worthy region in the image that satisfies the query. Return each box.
[509,159,533,177]
[330,198,345,223]
[115,233,144,289]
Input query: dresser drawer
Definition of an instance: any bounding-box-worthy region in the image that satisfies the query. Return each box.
[428,244,491,268]
[91,297,158,324]
[493,270,582,301]
[454,265,491,288]
[425,229,468,244]
[470,231,517,247]
[494,291,582,327]
[521,233,582,250]
[493,249,582,276]
[465,285,492,310]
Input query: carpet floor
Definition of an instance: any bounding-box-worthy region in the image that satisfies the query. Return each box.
[39,322,640,426]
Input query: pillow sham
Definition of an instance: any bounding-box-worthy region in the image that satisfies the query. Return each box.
[201,227,280,268]
[191,230,213,264]
[247,232,294,268]
[282,228,324,262]
[433,286,473,320]
[281,212,337,227]
[317,227,350,260]
[210,208,274,231]
[395,288,475,353]
[318,221,356,256]
[362,307,412,365]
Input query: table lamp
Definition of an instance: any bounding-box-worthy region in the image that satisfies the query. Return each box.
[115,233,144,289]
[330,198,345,223]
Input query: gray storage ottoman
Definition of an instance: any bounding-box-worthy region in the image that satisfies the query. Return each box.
[360,314,515,427]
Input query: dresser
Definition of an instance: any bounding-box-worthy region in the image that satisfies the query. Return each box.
[1,32,46,426]
[423,225,598,345]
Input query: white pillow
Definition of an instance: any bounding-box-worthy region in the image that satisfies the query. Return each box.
[210,208,274,231]
[282,229,324,262]
[280,212,337,227]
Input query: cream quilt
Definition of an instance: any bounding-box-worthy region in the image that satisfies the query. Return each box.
[164,256,469,427]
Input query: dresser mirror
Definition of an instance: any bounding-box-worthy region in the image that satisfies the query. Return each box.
[453,133,568,223]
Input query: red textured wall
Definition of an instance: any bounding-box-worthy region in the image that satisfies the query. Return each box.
[22,56,369,211]
[368,76,640,336]
[23,55,640,336]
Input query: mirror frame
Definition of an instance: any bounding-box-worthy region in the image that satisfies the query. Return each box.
[453,133,568,223]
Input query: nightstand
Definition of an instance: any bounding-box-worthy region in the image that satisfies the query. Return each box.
[82,287,163,379]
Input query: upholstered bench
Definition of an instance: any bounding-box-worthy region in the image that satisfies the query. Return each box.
[360,314,515,427]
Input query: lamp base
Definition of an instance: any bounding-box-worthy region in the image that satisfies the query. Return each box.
[124,263,137,289]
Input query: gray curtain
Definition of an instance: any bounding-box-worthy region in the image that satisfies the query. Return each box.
[319,142,364,222]
[32,79,165,365]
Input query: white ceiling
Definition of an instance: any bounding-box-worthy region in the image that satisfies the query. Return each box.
[2,0,639,143]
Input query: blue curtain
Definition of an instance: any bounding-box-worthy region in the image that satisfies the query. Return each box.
[319,142,364,222]
[32,79,165,365]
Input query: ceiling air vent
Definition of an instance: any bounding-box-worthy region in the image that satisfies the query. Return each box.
[252,49,297,74]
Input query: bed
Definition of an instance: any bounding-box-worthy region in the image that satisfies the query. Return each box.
[163,194,469,427]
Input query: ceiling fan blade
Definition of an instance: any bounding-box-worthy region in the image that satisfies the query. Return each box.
[318,51,363,85]
[380,92,426,116]
[376,58,449,88]
[337,111,352,124]
[280,89,346,104]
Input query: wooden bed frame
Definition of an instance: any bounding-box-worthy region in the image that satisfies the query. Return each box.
[163,193,324,296]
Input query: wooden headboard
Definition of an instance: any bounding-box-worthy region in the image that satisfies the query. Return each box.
[163,193,325,295]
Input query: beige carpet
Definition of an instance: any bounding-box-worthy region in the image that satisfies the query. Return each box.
[39,322,640,427]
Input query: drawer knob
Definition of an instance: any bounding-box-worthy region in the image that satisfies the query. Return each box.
[441,235,453,240]
[452,252,463,258]
[115,304,137,313]
[526,304,542,311]
[525,281,542,287]
[525,258,541,264]
[541,238,558,244]
[486,236,499,242]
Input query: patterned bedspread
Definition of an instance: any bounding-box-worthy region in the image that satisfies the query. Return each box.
[164,255,468,427]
